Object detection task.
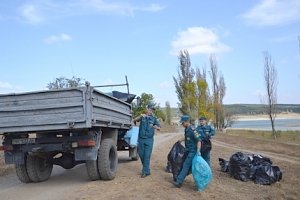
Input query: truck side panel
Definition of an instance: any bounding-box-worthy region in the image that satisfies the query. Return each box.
[0,86,133,134]
[91,90,132,129]
[0,89,87,133]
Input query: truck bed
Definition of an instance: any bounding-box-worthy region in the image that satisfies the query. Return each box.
[0,85,132,134]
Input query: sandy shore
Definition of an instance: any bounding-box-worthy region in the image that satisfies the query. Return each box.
[234,113,300,121]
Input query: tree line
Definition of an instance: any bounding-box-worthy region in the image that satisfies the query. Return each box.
[46,48,281,136]
[173,50,226,130]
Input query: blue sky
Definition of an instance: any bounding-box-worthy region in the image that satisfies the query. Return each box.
[0,0,299,107]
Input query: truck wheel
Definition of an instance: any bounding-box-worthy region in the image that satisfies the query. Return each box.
[130,147,139,161]
[86,159,100,181]
[15,162,32,183]
[98,139,118,180]
[26,154,53,182]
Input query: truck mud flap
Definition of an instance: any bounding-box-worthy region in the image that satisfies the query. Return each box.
[5,151,25,164]
[75,147,98,161]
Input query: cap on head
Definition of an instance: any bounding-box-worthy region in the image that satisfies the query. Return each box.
[199,116,207,121]
[147,104,155,110]
[180,115,190,124]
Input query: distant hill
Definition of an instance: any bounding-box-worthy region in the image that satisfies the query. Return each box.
[161,104,300,117]
[224,104,300,115]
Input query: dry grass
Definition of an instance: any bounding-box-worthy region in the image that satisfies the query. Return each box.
[216,130,300,159]
[159,123,179,133]
[225,129,300,143]
[214,130,300,200]
[64,128,300,200]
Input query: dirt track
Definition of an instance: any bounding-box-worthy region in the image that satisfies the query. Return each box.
[214,140,300,164]
[1,130,299,200]
[0,132,177,200]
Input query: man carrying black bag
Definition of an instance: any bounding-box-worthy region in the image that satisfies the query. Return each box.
[196,116,215,166]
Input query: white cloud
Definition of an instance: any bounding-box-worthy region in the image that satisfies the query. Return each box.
[82,0,135,16]
[0,81,22,93]
[84,1,165,16]
[159,81,173,89]
[20,4,44,24]
[0,81,15,90]
[18,0,165,24]
[252,89,264,97]
[242,0,300,26]
[170,27,231,55]
[270,35,296,43]
[44,33,72,44]
[138,3,165,12]
[101,79,114,85]
[252,89,266,103]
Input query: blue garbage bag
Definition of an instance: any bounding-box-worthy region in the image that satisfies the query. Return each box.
[192,154,212,192]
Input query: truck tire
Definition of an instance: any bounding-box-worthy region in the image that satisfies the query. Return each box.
[26,154,53,182]
[86,159,100,181]
[98,139,118,180]
[15,162,32,183]
[130,147,139,161]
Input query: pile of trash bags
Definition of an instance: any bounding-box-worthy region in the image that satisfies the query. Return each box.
[166,141,212,191]
[219,152,282,185]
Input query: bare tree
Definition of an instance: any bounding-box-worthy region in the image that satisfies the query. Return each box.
[165,101,172,125]
[219,74,226,128]
[195,67,212,118]
[47,76,84,89]
[223,112,237,129]
[263,52,278,139]
[173,50,196,116]
[209,55,226,130]
[173,51,226,126]
[209,55,219,128]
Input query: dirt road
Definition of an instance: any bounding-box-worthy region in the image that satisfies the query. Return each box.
[214,140,300,164]
[1,130,299,200]
[0,132,178,200]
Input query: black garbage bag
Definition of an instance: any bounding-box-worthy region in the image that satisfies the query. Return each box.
[229,152,254,181]
[167,141,186,181]
[218,158,229,172]
[221,152,283,185]
[253,164,282,185]
[251,154,282,185]
[165,161,172,173]
[201,138,212,155]
[252,154,272,166]
[111,91,136,103]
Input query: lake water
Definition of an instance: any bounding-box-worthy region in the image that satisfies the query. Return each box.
[231,118,300,131]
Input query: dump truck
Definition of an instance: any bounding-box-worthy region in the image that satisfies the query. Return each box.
[0,82,139,183]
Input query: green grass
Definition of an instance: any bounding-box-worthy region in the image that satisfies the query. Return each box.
[224,129,300,143]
